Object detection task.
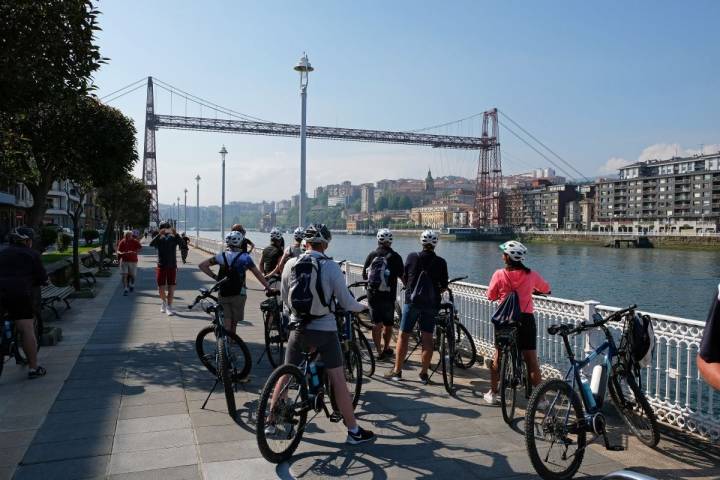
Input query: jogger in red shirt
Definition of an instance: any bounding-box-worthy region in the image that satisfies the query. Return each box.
[118,231,142,295]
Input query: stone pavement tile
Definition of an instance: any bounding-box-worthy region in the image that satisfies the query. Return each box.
[33,419,117,443]
[0,447,25,468]
[49,395,121,413]
[108,465,201,480]
[197,440,262,463]
[13,455,109,480]
[107,445,198,475]
[21,435,114,464]
[201,458,285,480]
[112,428,195,453]
[120,390,186,406]
[0,466,12,480]
[43,406,118,427]
[0,430,34,449]
[195,424,256,444]
[0,414,44,433]
[57,384,124,400]
[118,401,187,420]
[115,413,192,435]
[189,409,241,428]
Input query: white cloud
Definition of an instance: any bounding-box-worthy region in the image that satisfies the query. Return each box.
[599,143,720,176]
[597,157,630,175]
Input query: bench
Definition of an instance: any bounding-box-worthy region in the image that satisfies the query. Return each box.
[65,259,97,286]
[87,250,113,270]
[41,282,73,319]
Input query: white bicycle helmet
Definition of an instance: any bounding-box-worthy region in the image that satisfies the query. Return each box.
[420,229,439,247]
[499,240,527,262]
[376,228,393,245]
[225,231,244,247]
[292,227,305,241]
[269,228,283,241]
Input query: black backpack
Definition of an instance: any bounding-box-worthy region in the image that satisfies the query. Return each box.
[218,252,246,297]
[491,271,522,327]
[409,255,437,307]
[367,251,392,293]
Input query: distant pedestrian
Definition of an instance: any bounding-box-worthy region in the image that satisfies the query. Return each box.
[385,230,448,384]
[149,222,181,316]
[484,241,550,405]
[180,232,189,264]
[231,224,255,253]
[117,230,142,295]
[267,227,305,278]
[698,283,720,390]
[362,228,404,359]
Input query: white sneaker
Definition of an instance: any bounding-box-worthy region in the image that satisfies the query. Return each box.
[166,305,175,316]
[483,390,500,405]
[160,302,166,313]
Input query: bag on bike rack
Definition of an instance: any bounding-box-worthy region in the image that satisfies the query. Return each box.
[289,254,329,322]
[629,312,655,368]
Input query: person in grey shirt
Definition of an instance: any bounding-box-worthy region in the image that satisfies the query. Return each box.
[271,223,375,445]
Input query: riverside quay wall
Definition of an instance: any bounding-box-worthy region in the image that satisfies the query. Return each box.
[518,231,720,249]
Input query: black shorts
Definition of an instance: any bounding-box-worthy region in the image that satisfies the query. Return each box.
[284,329,344,369]
[0,293,34,321]
[496,313,537,351]
[368,299,395,327]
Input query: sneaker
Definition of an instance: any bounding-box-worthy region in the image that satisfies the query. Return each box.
[483,390,500,405]
[419,372,430,385]
[166,305,175,316]
[129,284,134,292]
[383,368,402,381]
[264,424,277,436]
[346,426,375,445]
[160,302,166,313]
[123,288,128,296]
[28,366,47,379]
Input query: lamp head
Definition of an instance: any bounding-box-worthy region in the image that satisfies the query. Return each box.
[294,53,314,73]
[219,145,228,155]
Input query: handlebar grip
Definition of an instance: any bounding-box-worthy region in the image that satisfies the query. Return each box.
[548,325,560,335]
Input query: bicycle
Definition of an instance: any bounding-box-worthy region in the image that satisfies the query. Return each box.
[190,279,252,417]
[0,312,42,379]
[525,305,660,480]
[259,275,288,368]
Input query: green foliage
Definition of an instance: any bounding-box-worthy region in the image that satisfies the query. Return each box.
[376,196,388,211]
[82,228,99,245]
[58,233,72,252]
[349,198,361,213]
[375,193,414,211]
[398,195,413,210]
[40,226,58,247]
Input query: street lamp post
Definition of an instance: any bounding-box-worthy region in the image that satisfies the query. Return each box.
[172,202,176,229]
[294,53,313,227]
[195,175,201,242]
[183,188,188,232]
[177,196,180,230]
[219,145,227,241]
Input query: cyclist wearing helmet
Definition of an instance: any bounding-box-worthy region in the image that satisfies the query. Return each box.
[385,229,448,384]
[273,223,375,444]
[268,227,305,278]
[362,228,404,359]
[0,227,47,378]
[231,224,255,253]
[259,228,284,275]
[198,231,275,333]
[484,240,550,404]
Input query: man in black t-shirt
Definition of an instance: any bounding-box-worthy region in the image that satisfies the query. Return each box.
[698,284,720,390]
[259,228,284,275]
[149,222,181,316]
[385,230,448,384]
[362,228,404,359]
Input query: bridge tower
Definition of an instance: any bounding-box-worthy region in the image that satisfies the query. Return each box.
[473,108,502,228]
[142,77,160,226]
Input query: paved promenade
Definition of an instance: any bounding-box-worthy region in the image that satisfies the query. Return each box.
[1,245,717,479]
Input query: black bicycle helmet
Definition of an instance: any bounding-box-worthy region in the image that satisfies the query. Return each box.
[304,223,332,244]
[8,226,34,244]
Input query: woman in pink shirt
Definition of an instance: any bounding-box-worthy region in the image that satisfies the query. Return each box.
[484,241,550,405]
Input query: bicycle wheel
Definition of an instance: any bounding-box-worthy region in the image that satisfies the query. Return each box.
[264,310,285,368]
[454,322,477,369]
[355,295,375,330]
[217,336,236,417]
[354,324,375,377]
[525,379,586,480]
[608,370,660,447]
[440,329,455,395]
[196,325,252,381]
[499,348,517,424]
[329,342,364,410]
[256,364,308,463]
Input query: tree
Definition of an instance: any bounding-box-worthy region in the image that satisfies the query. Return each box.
[398,195,413,210]
[376,196,388,211]
[98,175,150,260]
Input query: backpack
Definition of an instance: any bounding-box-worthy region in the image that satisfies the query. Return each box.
[367,251,392,293]
[409,255,437,307]
[288,254,329,321]
[629,313,655,368]
[218,252,246,297]
[490,271,522,327]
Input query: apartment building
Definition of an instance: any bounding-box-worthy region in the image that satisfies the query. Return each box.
[503,184,578,230]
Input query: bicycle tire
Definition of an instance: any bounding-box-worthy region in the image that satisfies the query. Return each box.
[441,329,455,395]
[355,295,375,330]
[608,370,660,447]
[525,378,586,480]
[256,364,308,463]
[354,325,375,378]
[454,322,477,369]
[264,309,285,368]
[195,325,252,381]
[217,336,237,417]
[500,348,517,424]
[329,342,363,411]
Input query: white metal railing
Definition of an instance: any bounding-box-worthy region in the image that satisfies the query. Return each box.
[521,230,720,238]
[190,237,718,442]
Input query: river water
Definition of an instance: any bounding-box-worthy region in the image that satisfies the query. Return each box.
[195,230,718,321]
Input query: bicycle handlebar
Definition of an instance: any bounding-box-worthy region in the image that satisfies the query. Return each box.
[347,281,368,289]
[188,278,228,309]
[448,276,468,285]
[547,305,637,336]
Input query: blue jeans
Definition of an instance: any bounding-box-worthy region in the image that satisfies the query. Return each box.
[399,303,438,334]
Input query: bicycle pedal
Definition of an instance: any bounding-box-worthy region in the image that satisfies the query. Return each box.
[328,411,343,423]
[607,445,625,451]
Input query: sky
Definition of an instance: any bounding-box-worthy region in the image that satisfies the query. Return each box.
[93,1,720,206]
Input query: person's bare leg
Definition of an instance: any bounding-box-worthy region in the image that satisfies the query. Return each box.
[121,273,128,289]
[327,367,357,430]
[166,285,175,306]
[420,331,434,375]
[393,332,409,373]
[489,349,500,393]
[383,325,393,352]
[522,350,542,387]
[158,286,166,303]
[15,318,38,369]
[372,323,383,355]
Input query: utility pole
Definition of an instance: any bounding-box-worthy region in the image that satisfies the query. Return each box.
[195,175,201,241]
[294,53,313,227]
[183,188,188,231]
[219,145,227,240]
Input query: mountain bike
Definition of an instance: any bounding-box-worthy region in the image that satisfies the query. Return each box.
[525,305,660,480]
[259,276,288,368]
[190,279,252,417]
[0,313,41,379]
[334,308,365,407]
